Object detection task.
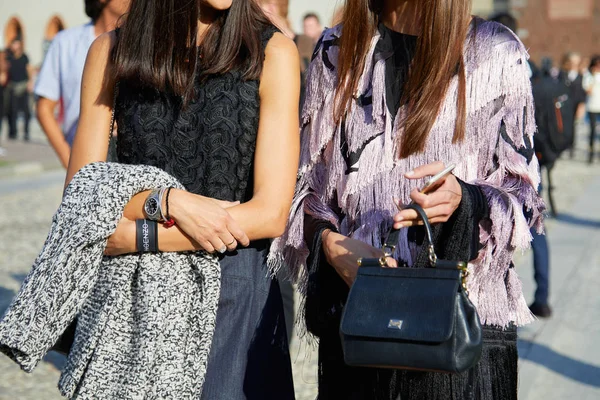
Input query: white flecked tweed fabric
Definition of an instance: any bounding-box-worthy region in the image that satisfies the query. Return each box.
[0,162,220,399]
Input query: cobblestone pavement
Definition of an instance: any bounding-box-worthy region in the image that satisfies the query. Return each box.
[0,181,64,400]
[0,126,598,399]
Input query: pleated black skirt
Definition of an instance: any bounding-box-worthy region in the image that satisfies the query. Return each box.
[317,325,518,400]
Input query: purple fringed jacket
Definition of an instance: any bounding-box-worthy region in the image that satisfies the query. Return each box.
[270,20,545,328]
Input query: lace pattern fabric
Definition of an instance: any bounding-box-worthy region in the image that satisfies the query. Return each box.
[116,26,278,202]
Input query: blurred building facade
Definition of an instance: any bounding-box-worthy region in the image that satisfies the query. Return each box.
[514,0,600,63]
[0,1,87,66]
[288,0,600,65]
[2,0,597,68]
[288,0,509,33]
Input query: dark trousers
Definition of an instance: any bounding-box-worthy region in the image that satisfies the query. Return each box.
[531,227,550,305]
[7,82,30,141]
[531,181,550,305]
[590,112,598,163]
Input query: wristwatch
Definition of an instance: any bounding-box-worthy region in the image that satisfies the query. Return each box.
[144,189,164,222]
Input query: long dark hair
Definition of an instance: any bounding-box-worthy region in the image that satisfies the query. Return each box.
[85,0,105,22]
[335,0,471,158]
[113,0,272,104]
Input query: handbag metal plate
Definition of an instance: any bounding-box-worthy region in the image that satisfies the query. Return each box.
[388,319,404,330]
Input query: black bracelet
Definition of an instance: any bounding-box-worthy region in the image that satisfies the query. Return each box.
[136,219,158,253]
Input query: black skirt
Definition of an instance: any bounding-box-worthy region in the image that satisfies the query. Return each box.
[317,325,518,400]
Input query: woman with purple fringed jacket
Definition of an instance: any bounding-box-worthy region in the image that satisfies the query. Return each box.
[269,0,545,399]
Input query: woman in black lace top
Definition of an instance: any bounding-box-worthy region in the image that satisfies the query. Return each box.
[65,0,300,398]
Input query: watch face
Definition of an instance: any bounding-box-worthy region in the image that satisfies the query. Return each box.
[145,198,159,216]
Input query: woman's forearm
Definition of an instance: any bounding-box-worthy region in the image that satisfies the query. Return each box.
[120,191,202,252]
[116,189,288,254]
[37,98,71,169]
[226,198,288,241]
[107,218,201,255]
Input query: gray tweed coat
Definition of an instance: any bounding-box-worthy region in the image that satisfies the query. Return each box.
[0,162,221,399]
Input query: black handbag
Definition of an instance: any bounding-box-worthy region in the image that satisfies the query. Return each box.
[339,204,483,373]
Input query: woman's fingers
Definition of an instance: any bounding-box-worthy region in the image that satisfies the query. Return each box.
[385,257,399,268]
[411,188,455,209]
[393,204,452,229]
[404,161,445,179]
[208,236,228,254]
[199,240,216,254]
[227,221,250,247]
[394,190,452,221]
[220,232,238,252]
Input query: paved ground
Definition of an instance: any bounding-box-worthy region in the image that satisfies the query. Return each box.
[0,121,62,178]
[0,124,599,399]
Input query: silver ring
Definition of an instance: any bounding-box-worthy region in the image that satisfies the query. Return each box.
[218,246,227,254]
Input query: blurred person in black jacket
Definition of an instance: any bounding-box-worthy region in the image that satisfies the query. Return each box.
[5,38,32,141]
[491,12,554,318]
[0,50,7,155]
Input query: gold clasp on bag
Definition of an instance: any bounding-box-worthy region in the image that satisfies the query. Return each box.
[356,256,388,267]
[457,261,469,294]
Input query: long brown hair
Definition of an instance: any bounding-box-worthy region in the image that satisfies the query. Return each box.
[335,0,471,158]
[113,0,272,105]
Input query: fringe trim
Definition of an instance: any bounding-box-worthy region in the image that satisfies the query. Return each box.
[271,20,544,329]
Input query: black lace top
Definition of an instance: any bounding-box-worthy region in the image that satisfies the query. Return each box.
[116,26,278,202]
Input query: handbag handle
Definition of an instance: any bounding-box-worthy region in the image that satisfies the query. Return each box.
[381,203,469,291]
[383,203,437,267]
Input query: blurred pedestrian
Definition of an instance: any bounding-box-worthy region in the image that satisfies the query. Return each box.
[302,13,323,44]
[559,52,587,158]
[6,39,31,141]
[583,55,600,163]
[581,56,591,77]
[528,61,564,318]
[35,0,130,169]
[297,13,323,99]
[490,13,554,318]
[0,50,7,155]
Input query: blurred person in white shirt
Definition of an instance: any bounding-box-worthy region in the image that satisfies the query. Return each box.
[35,0,130,169]
[583,56,600,164]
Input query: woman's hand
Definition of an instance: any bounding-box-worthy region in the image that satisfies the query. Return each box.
[105,217,136,256]
[168,189,250,253]
[322,230,397,287]
[393,161,462,229]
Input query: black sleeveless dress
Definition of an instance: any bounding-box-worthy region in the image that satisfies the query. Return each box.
[115,26,295,399]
